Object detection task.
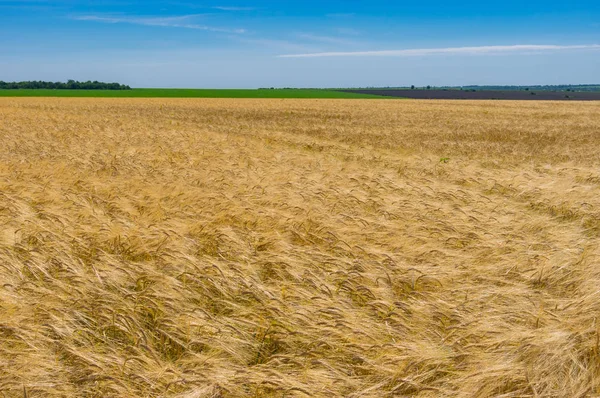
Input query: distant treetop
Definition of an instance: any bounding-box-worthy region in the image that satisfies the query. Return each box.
[0,80,131,90]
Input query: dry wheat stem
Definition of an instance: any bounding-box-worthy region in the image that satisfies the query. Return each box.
[0,98,599,397]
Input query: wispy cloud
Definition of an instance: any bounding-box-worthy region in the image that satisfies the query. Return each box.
[297,33,360,46]
[227,36,316,52]
[278,44,600,58]
[212,6,256,11]
[72,14,246,34]
[335,27,361,36]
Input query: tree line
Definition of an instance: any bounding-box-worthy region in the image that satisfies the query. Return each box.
[0,80,131,90]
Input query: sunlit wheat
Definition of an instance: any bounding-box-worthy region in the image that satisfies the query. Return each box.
[1,98,599,397]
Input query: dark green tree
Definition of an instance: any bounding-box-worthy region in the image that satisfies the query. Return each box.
[0,80,131,90]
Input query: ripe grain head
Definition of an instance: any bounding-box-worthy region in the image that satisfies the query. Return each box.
[0,98,599,397]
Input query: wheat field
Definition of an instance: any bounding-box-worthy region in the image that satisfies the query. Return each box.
[1,98,600,397]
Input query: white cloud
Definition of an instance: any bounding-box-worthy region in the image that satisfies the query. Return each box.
[278,44,600,58]
[72,14,246,34]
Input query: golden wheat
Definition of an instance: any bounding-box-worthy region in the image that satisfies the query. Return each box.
[1,98,599,397]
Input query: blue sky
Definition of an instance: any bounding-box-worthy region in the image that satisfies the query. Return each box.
[1,0,599,87]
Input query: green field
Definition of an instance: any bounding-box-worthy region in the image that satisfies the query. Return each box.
[0,88,387,99]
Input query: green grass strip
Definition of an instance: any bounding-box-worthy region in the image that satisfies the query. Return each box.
[0,88,389,99]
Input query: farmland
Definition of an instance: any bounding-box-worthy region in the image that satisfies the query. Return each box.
[0,89,385,99]
[343,89,600,101]
[4,88,600,100]
[1,98,600,397]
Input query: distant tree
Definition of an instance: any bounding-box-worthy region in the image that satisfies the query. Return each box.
[411,85,415,89]
[426,85,431,90]
[0,80,131,90]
